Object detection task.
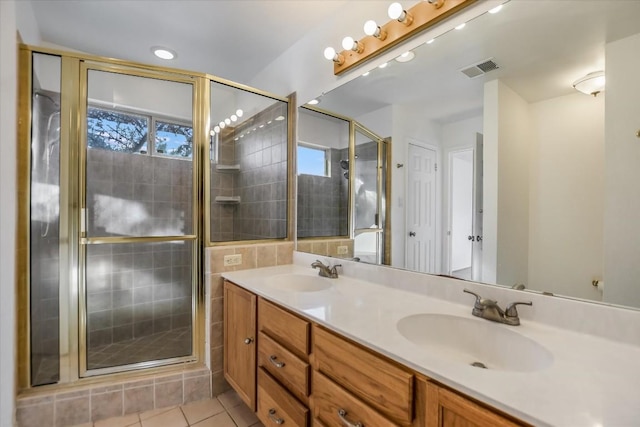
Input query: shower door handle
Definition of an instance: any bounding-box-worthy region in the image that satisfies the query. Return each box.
[409,231,416,237]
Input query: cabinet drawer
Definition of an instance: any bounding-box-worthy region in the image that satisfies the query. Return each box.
[312,325,413,425]
[311,371,399,427]
[258,368,309,427]
[259,331,310,403]
[259,298,310,359]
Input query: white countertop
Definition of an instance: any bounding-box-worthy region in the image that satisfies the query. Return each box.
[222,264,640,427]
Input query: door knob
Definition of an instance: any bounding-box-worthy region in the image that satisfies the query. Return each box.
[409,231,416,237]
[476,235,483,242]
[468,235,475,241]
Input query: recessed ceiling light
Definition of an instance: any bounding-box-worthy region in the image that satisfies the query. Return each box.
[362,71,370,77]
[427,38,435,45]
[455,23,466,30]
[151,47,176,60]
[489,4,503,14]
[395,51,415,63]
[378,62,389,69]
[307,99,320,105]
[275,115,285,121]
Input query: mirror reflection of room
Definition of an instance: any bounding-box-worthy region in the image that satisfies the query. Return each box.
[298,0,640,308]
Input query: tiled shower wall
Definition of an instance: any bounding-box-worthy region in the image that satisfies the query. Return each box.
[297,147,349,238]
[85,149,193,354]
[210,103,288,241]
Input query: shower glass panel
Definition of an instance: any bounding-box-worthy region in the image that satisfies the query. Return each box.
[84,69,195,373]
[209,81,288,242]
[297,107,350,238]
[30,53,62,386]
[85,241,193,369]
[85,70,193,238]
[353,126,386,264]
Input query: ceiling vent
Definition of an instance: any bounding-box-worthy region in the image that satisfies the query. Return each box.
[460,58,499,79]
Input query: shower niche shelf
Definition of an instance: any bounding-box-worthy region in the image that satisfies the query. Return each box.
[215,196,241,204]
[215,164,240,172]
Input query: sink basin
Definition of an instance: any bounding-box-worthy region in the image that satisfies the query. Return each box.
[265,274,333,292]
[397,314,553,372]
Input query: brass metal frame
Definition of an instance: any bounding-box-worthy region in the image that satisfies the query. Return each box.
[332,0,477,75]
[17,43,291,391]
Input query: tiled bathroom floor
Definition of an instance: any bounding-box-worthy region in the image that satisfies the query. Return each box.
[71,389,264,427]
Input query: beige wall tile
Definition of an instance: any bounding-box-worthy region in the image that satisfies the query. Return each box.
[209,274,224,299]
[154,373,183,384]
[210,322,223,349]
[234,246,257,271]
[16,395,54,407]
[210,371,230,397]
[211,297,223,323]
[124,386,154,415]
[296,241,311,253]
[55,396,90,427]
[184,374,211,404]
[210,346,223,373]
[16,402,53,427]
[209,248,235,274]
[155,380,183,408]
[91,390,124,421]
[310,242,328,256]
[276,242,293,265]
[256,245,276,268]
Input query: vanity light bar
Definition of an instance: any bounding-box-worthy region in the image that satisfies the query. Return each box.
[326,0,477,75]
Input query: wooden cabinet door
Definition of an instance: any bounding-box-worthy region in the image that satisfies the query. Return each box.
[224,280,257,411]
[425,382,524,427]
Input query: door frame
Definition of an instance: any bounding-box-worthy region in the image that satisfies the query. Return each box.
[404,139,441,273]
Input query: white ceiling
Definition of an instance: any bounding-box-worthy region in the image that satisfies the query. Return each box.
[28,0,350,84]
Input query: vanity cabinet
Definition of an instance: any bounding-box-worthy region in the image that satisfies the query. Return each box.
[223,280,526,427]
[223,280,257,410]
[425,382,524,427]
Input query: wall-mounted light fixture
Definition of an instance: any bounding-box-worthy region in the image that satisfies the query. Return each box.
[573,71,605,96]
[324,0,477,75]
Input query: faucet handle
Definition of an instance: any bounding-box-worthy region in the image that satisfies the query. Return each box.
[463,289,482,307]
[505,301,532,318]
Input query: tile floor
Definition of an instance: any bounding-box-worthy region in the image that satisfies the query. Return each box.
[70,389,264,427]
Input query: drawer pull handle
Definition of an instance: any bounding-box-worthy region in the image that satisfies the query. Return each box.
[338,409,363,427]
[268,408,284,424]
[244,337,253,345]
[269,355,285,368]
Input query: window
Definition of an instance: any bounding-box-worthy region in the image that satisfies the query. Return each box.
[155,120,193,159]
[87,106,193,159]
[298,144,329,177]
[87,107,149,153]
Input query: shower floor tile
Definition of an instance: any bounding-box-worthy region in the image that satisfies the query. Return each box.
[88,327,192,370]
[70,390,264,427]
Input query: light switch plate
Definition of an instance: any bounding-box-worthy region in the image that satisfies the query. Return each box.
[224,254,242,266]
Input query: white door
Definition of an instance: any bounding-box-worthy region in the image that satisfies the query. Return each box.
[449,149,474,279]
[471,134,484,281]
[406,144,437,273]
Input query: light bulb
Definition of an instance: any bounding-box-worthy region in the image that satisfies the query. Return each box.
[236,109,243,117]
[308,99,319,105]
[342,37,354,51]
[214,126,220,133]
[388,2,403,20]
[364,20,378,36]
[231,114,238,122]
[324,47,337,60]
[210,130,215,136]
[225,118,231,125]
[219,121,225,129]
[363,19,387,40]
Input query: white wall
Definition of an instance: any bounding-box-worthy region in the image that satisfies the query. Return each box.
[298,108,350,150]
[1,1,18,424]
[355,105,393,139]
[604,32,640,307]
[483,80,531,287]
[529,92,604,299]
[450,151,473,271]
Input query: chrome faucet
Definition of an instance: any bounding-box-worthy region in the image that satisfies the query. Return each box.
[463,289,532,326]
[311,260,341,279]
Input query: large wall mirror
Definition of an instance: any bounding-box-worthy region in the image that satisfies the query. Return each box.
[297,0,640,310]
